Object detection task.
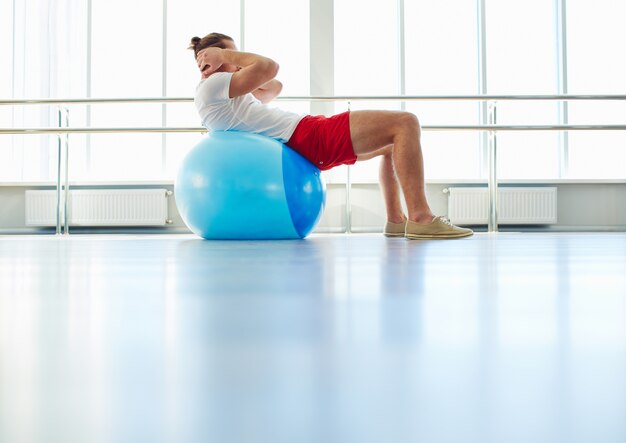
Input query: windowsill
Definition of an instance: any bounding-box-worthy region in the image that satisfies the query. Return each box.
[3,178,626,187]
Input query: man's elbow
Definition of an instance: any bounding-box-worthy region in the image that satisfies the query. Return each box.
[262,59,279,80]
[275,80,283,96]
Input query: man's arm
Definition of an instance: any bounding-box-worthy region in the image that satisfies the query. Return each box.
[252,79,283,104]
[197,48,279,99]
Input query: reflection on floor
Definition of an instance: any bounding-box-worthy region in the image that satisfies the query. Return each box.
[1,233,625,443]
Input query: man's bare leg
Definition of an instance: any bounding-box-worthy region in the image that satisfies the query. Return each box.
[355,145,406,224]
[351,111,435,224]
[380,150,406,224]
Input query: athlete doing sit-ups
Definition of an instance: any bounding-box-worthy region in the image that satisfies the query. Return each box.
[189,32,473,239]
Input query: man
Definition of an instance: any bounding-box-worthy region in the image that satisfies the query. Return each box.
[190,33,472,239]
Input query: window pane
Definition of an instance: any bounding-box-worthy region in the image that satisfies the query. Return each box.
[3,0,61,182]
[0,0,13,98]
[91,0,163,98]
[405,0,480,180]
[90,0,163,181]
[334,0,399,97]
[0,0,14,180]
[567,0,626,179]
[486,0,559,179]
[54,1,89,99]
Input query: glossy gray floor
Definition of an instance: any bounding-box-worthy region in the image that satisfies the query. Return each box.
[1,233,626,443]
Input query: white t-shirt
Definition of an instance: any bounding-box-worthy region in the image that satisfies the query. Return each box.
[194,72,303,143]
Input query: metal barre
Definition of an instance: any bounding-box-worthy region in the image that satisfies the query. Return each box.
[1,94,626,106]
[2,125,626,135]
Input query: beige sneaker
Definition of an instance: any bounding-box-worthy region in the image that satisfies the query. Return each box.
[384,220,407,237]
[405,216,473,240]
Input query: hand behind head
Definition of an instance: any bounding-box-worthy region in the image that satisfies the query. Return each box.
[196,47,224,79]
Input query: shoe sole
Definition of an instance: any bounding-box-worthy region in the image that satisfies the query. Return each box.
[384,232,405,237]
[405,231,474,240]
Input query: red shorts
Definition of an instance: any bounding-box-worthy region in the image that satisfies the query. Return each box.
[286,111,357,171]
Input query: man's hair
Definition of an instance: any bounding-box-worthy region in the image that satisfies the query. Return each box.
[188,32,234,58]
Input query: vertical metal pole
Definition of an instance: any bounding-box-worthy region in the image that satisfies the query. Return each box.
[63,107,70,235]
[346,166,352,233]
[345,100,352,233]
[55,107,63,235]
[556,0,569,178]
[309,0,334,117]
[239,0,246,51]
[398,0,406,112]
[477,0,489,178]
[487,101,498,233]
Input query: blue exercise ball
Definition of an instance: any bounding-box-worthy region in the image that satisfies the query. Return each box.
[175,131,326,240]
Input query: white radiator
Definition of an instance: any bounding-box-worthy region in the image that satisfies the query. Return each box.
[447,187,557,225]
[25,189,169,227]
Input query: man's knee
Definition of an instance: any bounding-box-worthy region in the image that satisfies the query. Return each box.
[395,112,420,134]
[402,112,420,129]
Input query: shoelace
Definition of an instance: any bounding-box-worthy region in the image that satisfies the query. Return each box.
[439,217,453,226]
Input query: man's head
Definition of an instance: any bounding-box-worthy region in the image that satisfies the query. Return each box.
[189,33,239,73]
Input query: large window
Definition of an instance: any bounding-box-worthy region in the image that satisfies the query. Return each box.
[1,0,625,183]
[334,0,400,99]
[88,0,164,181]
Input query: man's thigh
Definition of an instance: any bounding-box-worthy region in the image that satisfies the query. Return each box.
[355,145,393,162]
[349,110,409,156]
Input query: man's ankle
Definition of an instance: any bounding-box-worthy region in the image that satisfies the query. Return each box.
[409,213,435,224]
[387,215,407,224]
